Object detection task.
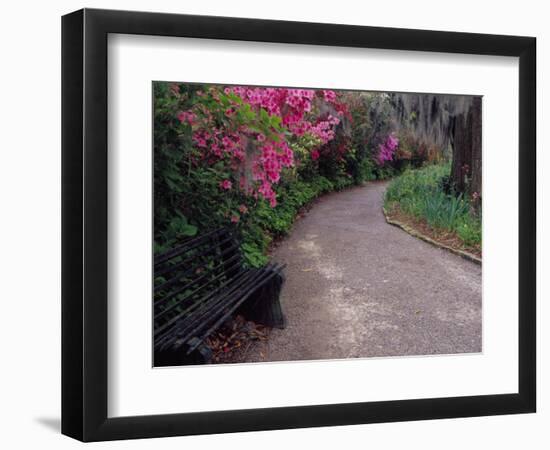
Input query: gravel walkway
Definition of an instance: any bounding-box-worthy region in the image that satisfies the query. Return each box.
[233,181,482,363]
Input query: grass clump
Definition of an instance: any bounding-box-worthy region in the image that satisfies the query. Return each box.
[384,164,481,249]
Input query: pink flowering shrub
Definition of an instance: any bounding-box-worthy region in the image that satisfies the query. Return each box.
[155,82,367,266]
[180,85,347,208]
[377,134,399,166]
[177,110,196,124]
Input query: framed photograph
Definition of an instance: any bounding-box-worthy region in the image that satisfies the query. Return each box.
[62,8,536,441]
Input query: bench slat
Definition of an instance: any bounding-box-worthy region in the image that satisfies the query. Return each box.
[154,234,237,278]
[154,227,224,266]
[154,240,240,292]
[154,254,243,320]
[155,268,264,349]
[154,266,247,339]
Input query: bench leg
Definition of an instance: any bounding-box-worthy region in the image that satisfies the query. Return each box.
[238,271,286,329]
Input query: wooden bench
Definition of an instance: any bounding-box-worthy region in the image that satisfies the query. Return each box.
[153,227,285,366]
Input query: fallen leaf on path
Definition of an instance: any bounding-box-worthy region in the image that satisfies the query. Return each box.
[205,315,272,362]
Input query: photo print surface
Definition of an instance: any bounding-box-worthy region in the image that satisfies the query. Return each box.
[152,82,482,367]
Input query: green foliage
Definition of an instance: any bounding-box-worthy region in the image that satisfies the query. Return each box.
[385,164,481,247]
[372,165,397,180]
[292,134,323,180]
[346,93,394,183]
[356,156,377,182]
[456,220,482,247]
[153,82,201,248]
[156,212,198,253]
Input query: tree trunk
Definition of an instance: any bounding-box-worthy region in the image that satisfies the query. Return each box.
[469,97,482,200]
[450,97,482,203]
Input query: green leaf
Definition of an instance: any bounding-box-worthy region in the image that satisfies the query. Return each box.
[181,224,198,237]
[260,108,270,123]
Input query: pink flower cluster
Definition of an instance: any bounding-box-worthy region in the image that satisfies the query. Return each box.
[220,86,344,205]
[225,87,314,117]
[184,86,347,209]
[252,141,294,207]
[225,86,342,144]
[377,134,399,166]
[192,129,245,161]
[310,115,341,144]
[177,110,196,124]
[322,90,337,102]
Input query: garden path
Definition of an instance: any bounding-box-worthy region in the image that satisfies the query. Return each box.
[233,181,482,363]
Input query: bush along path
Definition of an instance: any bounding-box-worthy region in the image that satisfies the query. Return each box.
[383,164,482,262]
[228,181,481,363]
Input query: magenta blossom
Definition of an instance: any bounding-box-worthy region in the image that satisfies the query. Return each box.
[219,179,232,190]
[323,90,337,102]
[177,110,196,124]
[377,134,399,166]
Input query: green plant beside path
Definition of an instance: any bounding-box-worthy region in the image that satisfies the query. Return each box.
[384,164,481,248]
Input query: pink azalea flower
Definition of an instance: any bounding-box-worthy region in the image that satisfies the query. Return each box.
[377,134,399,166]
[220,179,232,190]
[323,90,337,102]
[177,110,196,124]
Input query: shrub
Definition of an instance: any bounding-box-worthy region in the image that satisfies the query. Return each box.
[154,83,353,255]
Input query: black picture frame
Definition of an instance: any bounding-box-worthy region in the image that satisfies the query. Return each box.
[61,8,536,442]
